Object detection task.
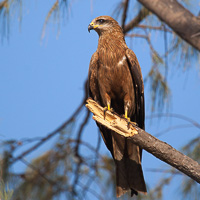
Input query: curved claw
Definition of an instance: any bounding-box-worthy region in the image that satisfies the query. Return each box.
[124,113,138,129]
[126,117,131,129]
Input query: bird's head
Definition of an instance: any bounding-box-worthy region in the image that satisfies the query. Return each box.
[88,16,123,36]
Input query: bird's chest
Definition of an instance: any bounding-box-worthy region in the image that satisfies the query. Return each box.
[98,56,125,80]
[97,53,132,96]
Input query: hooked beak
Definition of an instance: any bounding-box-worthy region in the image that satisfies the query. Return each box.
[88,24,93,33]
[88,22,99,33]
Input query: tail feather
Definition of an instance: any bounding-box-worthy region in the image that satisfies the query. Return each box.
[98,125,147,197]
[112,131,147,197]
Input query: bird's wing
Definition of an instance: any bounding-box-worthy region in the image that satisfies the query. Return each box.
[125,48,145,130]
[88,52,114,151]
[88,52,100,101]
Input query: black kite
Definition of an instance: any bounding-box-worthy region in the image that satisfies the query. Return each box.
[88,16,147,197]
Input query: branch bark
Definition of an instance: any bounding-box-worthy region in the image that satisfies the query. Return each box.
[137,0,200,51]
[86,98,200,183]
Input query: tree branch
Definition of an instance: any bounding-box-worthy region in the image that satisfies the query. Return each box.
[85,98,200,183]
[136,24,172,33]
[123,7,150,33]
[138,0,200,51]
[121,0,129,30]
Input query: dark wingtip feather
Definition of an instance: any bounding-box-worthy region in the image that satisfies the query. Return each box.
[131,189,138,196]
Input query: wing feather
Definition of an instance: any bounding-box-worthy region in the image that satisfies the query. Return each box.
[88,52,100,101]
[126,48,145,130]
[88,52,113,153]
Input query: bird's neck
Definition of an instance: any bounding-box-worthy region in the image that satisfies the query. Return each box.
[97,32,127,53]
[97,32,127,66]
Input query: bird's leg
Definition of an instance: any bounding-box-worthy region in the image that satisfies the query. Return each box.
[124,106,131,129]
[107,102,111,111]
[124,107,130,121]
[124,99,137,129]
[124,98,131,121]
[103,94,111,120]
[103,102,110,120]
[125,107,138,127]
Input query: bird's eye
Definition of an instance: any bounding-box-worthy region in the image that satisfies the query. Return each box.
[97,19,105,24]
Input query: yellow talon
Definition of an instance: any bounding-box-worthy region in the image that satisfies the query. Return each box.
[103,103,111,120]
[124,109,138,128]
[107,103,111,111]
[124,110,130,121]
[125,110,128,119]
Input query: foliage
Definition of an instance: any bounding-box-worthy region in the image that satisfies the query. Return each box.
[0,180,13,200]
[0,0,23,41]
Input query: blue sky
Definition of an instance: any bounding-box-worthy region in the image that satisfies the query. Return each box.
[0,0,200,199]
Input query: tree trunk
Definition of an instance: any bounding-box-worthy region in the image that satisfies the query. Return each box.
[138,0,200,51]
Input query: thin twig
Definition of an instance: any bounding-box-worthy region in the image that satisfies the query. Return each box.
[125,33,148,38]
[155,124,194,137]
[94,131,101,171]
[72,109,91,193]
[163,24,169,83]
[121,0,129,30]
[127,30,160,58]
[20,158,56,185]
[136,24,172,33]
[124,7,150,33]
[146,168,182,175]
[68,139,103,159]
[147,113,200,129]
[74,109,91,157]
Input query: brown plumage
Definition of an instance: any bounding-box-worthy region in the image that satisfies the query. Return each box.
[88,16,147,197]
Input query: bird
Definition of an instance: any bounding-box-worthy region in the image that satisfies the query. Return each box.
[88,15,147,197]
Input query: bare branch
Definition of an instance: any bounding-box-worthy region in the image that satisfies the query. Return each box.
[74,109,91,157]
[86,98,200,184]
[146,168,182,175]
[155,124,194,137]
[126,33,148,39]
[123,7,150,33]
[72,109,91,194]
[147,113,200,129]
[121,0,129,30]
[136,24,172,33]
[20,158,56,185]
